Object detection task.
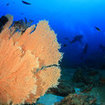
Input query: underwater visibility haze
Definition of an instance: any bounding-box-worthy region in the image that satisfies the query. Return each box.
[0,0,105,105]
[1,0,105,68]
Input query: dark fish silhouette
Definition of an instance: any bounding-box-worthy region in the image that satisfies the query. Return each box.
[70,35,83,44]
[83,43,88,54]
[95,26,101,31]
[6,3,9,6]
[22,0,31,5]
[80,43,88,59]
[62,44,67,47]
[99,44,105,52]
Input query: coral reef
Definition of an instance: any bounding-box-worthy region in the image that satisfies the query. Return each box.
[54,94,96,105]
[72,67,102,93]
[47,67,105,105]
[0,14,62,105]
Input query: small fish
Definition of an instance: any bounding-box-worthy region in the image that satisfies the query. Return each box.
[80,43,88,59]
[62,44,67,47]
[6,3,9,6]
[70,35,83,44]
[22,0,31,5]
[99,44,105,52]
[95,26,101,31]
[83,43,88,54]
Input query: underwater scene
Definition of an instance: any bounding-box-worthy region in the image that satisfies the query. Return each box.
[0,0,105,105]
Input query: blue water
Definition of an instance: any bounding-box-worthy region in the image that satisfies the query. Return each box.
[1,0,105,68]
[36,94,64,105]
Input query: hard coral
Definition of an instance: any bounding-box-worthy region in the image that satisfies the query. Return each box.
[0,14,62,105]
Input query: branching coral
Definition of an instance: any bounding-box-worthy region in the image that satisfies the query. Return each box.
[10,17,34,35]
[0,14,63,105]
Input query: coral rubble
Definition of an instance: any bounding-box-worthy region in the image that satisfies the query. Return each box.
[54,94,96,105]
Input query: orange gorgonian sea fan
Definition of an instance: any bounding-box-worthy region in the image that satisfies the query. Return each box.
[0,14,63,105]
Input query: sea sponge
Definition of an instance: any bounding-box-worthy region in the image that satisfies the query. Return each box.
[0,15,62,105]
